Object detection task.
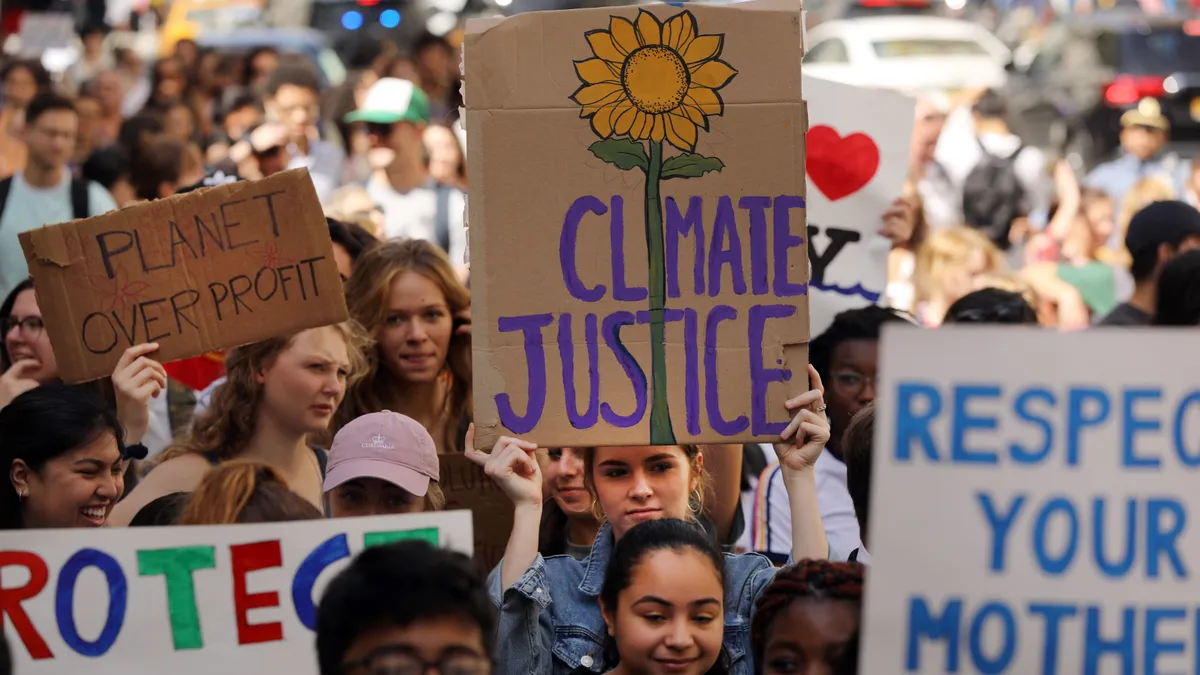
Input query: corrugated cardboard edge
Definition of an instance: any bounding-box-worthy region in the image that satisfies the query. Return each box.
[465,2,808,448]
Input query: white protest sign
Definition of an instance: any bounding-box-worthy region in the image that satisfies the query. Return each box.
[804,75,913,336]
[2,511,473,675]
[863,327,1200,673]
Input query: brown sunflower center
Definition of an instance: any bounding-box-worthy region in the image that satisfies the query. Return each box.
[621,45,689,115]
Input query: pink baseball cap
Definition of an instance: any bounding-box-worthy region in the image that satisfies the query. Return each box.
[324,411,440,496]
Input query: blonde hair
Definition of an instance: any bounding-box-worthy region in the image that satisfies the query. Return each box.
[914,227,1006,305]
[157,322,371,465]
[337,240,471,453]
[177,461,322,525]
[1116,178,1176,266]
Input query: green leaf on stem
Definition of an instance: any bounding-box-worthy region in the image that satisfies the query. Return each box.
[589,138,649,172]
[661,153,725,180]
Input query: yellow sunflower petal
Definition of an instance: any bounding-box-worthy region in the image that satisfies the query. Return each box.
[573,82,625,107]
[609,16,640,54]
[590,103,620,137]
[662,11,697,52]
[685,87,723,116]
[612,105,638,136]
[665,113,696,152]
[682,35,722,65]
[650,114,666,142]
[580,90,627,117]
[690,59,737,89]
[679,103,707,128]
[574,58,619,85]
[586,30,626,63]
[635,10,662,46]
[629,110,649,140]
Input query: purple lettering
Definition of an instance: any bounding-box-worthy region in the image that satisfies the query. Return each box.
[740,196,770,295]
[705,305,748,435]
[610,196,647,302]
[773,195,808,297]
[750,304,796,436]
[707,196,746,297]
[665,196,704,299]
[684,308,700,436]
[559,196,607,302]
[494,314,554,434]
[601,311,647,428]
[558,313,600,430]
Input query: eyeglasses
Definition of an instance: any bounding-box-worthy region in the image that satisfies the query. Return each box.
[831,370,875,397]
[365,122,395,138]
[340,646,491,675]
[2,316,43,338]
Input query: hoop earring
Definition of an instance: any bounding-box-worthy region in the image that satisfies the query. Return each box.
[591,499,606,522]
[17,489,25,503]
[687,488,702,516]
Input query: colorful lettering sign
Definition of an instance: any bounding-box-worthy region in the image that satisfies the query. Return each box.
[465,1,810,448]
[863,328,1200,673]
[802,75,913,337]
[1,511,472,674]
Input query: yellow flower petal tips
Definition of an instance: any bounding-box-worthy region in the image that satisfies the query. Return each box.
[570,9,736,153]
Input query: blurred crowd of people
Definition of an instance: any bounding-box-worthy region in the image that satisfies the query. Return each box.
[0,14,1198,675]
[893,87,1200,329]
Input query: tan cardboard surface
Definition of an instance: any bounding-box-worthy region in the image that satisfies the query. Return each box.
[20,169,348,383]
[466,2,810,448]
[439,454,514,571]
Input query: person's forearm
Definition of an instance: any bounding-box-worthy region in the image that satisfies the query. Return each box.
[501,502,543,590]
[783,466,828,561]
[700,444,742,542]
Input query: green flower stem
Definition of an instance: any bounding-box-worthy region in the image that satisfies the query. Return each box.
[645,140,675,445]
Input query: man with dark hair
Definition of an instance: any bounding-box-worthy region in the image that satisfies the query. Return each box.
[264,61,343,202]
[316,541,495,675]
[413,32,457,121]
[750,305,912,564]
[942,287,1039,325]
[1097,200,1200,326]
[0,92,117,301]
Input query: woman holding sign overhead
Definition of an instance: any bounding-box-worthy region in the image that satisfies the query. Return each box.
[109,322,371,526]
[467,365,832,675]
[336,240,472,453]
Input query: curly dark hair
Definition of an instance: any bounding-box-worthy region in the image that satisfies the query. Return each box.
[751,560,865,674]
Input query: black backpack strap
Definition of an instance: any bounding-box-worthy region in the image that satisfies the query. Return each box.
[70,179,90,220]
[435,183,452,254]
[0,177,13,224]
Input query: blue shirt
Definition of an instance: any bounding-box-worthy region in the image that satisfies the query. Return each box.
[488,522,780,675]
[0,172,118,302]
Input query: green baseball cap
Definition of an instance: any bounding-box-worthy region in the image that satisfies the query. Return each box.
[345,77,432,125]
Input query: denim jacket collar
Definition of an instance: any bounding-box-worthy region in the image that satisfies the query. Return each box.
[579,522,614,596]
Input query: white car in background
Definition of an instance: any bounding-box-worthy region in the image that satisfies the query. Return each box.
[802,16,1011,96]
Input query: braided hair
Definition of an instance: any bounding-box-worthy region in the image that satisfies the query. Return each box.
[751,560,865,673]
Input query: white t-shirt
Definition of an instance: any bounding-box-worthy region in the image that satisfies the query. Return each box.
[0,172,118,302]
[749,450,869,564]
[367,175,467,267]
[288,139,345,205]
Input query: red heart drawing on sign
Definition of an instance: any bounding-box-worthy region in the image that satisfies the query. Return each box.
[805,125,881,201]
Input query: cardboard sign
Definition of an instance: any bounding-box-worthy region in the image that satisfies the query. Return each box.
[2,511,473,675]
[803,75,913,337]
[862,327,1200,673]
[465,2,809,448]
[439,454,514,571]
[20,170,348,383]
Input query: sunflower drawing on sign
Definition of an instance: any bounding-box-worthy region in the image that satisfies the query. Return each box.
[570,8,737,444]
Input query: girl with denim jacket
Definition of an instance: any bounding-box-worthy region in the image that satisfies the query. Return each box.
[467,366,832,675]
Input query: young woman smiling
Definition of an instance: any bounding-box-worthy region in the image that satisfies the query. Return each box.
[469,366,832,675]
[109,323,369,526]
[600,519,731,675]
[0,385,134,529]
[336,240,471,453]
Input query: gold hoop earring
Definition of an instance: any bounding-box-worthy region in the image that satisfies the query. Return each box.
[17,489,26,503]
[591,499,606,522]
